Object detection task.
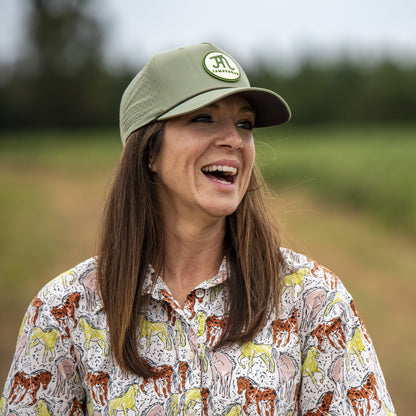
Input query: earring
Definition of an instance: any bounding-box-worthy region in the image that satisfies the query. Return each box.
[148,158,154,170]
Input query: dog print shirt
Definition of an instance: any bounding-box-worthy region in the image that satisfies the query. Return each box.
[1,248,396,415]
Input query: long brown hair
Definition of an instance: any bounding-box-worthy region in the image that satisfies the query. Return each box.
[97,121,284,377]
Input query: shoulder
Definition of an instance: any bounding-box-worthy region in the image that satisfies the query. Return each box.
[34,257,101,317]
[278,248,354,327]
[280,247,349,296]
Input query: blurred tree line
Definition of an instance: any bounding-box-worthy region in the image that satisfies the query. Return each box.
[0,0,132,130]
[1,0,415,131]
[249,60,416,125]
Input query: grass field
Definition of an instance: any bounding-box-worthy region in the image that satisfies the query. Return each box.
[256,123,416,237]
[0,125,415,414]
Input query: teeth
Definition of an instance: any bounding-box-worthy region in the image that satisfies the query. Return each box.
[201,165,237,175]
[214,178,230,185]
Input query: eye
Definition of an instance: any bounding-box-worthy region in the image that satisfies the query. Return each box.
[236,119,254,131]
[190,114,213,123]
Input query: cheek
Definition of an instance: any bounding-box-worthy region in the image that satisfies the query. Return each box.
[154,141,178,175]
[245,143,256,171]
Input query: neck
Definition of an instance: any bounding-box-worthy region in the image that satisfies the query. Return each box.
[160,216,226,306]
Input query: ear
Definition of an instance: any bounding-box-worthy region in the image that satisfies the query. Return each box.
[148,157,157,173]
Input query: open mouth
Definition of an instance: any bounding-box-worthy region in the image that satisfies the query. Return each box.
[201,164,237,185]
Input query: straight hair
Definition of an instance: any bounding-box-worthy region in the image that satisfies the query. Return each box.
[97,121,284,377]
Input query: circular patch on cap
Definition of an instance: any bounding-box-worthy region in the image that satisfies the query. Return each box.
[203,51,241,82]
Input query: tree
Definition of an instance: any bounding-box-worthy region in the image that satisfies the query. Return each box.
[0,0,130,129]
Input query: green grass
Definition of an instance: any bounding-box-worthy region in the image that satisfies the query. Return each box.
[1,124,415,237]
[0,129,121,291]
[255,123,416,237]
[0,128,122,171]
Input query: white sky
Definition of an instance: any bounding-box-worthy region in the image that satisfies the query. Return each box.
[1,0,416,71]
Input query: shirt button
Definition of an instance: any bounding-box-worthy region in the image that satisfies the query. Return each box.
[195,288,204,298]
[186,409,196,416]
[185,349,195,361]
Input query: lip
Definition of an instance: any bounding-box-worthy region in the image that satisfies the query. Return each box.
[200,158,240,189]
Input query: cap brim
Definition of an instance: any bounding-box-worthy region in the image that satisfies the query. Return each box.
[157,87,291,127]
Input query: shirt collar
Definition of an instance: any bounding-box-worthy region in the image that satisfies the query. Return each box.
[142,257,229,301]
[94,257,229,312]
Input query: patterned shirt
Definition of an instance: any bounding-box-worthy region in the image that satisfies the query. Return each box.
[1,248,396,415]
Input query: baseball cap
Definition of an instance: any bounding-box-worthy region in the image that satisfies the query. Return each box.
[120,42,291,145]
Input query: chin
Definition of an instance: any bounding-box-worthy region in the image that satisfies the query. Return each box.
[202,202,240,219]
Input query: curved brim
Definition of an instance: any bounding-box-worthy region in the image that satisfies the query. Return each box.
[157,87,291,127]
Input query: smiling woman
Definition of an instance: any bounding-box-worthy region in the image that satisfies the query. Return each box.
[154,95,256,227]
[1,43,396,416]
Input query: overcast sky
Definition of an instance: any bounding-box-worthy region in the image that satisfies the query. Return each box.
[1,0,416,71]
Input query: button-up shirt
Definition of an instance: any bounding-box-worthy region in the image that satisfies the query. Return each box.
[1,248,396,415]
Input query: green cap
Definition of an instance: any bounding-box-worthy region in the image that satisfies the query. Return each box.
[120,42,291,145]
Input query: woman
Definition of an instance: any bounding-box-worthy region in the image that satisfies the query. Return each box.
[1,43,395,415]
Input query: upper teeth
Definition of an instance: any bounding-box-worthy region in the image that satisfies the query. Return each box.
[201,165,237,175]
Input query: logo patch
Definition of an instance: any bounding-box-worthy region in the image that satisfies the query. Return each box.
[203,52,240,82]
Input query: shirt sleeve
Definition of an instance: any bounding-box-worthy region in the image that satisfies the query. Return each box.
[1,284,86,415]
[297,266,396,415]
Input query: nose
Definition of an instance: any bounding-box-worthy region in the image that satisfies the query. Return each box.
[214,122,243,150]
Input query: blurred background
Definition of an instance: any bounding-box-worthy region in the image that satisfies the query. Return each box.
[1,0,415,414]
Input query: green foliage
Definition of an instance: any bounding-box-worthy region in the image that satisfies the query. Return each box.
[248,60,416,125]
[0,0,134,130]
[0,0,415,130]
[28,0,103,75]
